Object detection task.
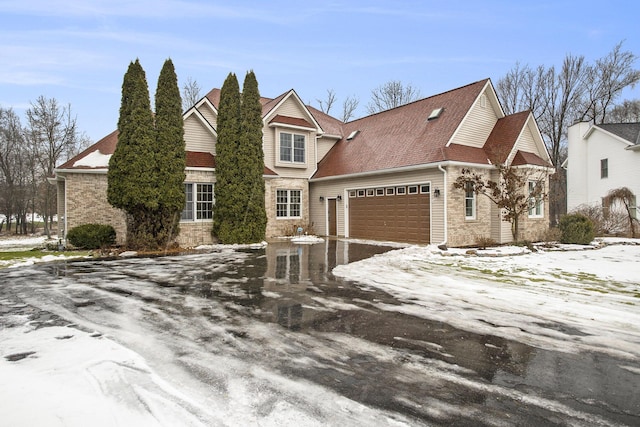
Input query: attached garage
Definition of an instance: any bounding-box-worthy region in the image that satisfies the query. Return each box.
[348,184,431,244]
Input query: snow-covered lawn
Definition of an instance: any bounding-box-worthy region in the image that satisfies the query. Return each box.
[333,238,640,360]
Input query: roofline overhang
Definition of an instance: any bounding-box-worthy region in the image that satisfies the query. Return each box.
[309,161,496,182]
[625,144,640,151]
[268,122,317,132]
[53,168,108,175]
[185,167,215,172]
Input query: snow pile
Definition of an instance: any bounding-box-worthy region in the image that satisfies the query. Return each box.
[290,235,324,244]
[73,149,111,168]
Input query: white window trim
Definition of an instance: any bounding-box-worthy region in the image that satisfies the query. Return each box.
[276,130,307,168]
[465,182,476,220]
[528,181,544,218]
[276,189,302,219]
[181,182,214,222]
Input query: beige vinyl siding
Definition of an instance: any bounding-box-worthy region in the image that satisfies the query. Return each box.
[515,125,537,153]
[309,168,445,243]
[198,103,217,129]
[184,115,216,154]
[275,96,310,118]
[266,126,318,179]
[449,91,500,148]
[317,136,339,162]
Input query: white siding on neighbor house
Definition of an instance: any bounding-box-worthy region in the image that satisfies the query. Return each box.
[449,91,500,148]
[184,115,215,154]
[567,122,640,212]
[309,168,446,244]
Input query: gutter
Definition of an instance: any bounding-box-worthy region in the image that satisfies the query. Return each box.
[438,164,448,247]
[309,160,493,183]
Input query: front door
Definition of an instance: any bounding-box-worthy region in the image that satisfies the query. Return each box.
[328,199,337,236]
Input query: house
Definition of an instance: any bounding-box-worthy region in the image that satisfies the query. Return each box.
[52,78,553,248]
[566,121,639,216]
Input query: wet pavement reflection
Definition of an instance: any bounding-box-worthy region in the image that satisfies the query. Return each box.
[4,239,640,426]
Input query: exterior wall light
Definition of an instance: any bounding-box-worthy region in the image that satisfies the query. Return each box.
[434,188,441,197]
[336,195,342,201]
[319,196,325,202]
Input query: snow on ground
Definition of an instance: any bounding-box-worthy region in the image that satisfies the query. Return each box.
[2,235,639,425]
[333,238,640,360]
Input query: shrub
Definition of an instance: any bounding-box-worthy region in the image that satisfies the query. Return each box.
[558,214,595,245]
[67,224,116,249]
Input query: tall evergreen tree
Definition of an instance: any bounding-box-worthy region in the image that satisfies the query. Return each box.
[154,58,186,246]
[212,73,242,243]
[237,71,266,242]
[108,59,158,249]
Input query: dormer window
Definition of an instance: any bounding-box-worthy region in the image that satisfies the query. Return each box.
[279,132,306,164]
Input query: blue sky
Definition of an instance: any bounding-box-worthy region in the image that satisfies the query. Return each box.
[1,0,639,143]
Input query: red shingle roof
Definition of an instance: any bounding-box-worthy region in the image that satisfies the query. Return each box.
[483,110,530,163]
[313,80,489,179]
[57,130,118,170]
[269,115,314,129]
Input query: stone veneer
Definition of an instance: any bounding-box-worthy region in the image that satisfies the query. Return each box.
[445,166,549,246]
[446,167,493,247]
[265,177,310,238]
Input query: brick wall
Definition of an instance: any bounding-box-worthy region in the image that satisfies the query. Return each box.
[63,172,127,244]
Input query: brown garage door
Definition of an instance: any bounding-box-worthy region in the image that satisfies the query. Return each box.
[349,185,430,244]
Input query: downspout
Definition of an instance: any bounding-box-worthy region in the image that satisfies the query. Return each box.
[438,164,447,246]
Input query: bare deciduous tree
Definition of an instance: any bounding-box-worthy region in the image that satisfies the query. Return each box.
[181,76,202,111]
[26,96,80,237]
[316,89,337,114]
[605,99,640,122]
[366,80,421,114]
[341,95,359,122]
[0,106,26,233]
[605,187,638,237]
[453,165,548,242]
[495,41,640,224]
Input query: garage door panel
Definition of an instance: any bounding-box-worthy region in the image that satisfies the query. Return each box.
[349,191,430,244]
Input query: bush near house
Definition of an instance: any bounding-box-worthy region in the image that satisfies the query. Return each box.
[558,214,595,245]
[67,224,116,249]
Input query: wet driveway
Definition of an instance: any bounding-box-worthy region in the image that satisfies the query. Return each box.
[1,239,639,426]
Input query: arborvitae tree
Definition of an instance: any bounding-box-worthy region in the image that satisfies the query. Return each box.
[237,70,267,242]
[212,73,242,243]
[108,59,158,249]
[154,58,186,246]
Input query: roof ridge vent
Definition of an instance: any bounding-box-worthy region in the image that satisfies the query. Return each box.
[347,130,360,140]
[428,107,444,121]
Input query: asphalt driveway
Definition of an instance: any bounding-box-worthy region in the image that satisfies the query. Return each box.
[1,239,638,426]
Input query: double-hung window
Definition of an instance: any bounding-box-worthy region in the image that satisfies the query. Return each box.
[601,158,608,179]
[181,183,214,221]
[465,182,476,219]
[528,181,544,218]
[276,189,301,218]
[279,132,305,164]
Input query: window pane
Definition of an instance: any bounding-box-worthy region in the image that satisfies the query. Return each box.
[280,133,292,162]
[181,184,194,220]
[276,189,288,217]
[290,190,301,217]
[465,182,475,218]
[293,134,305,163]
[196,184,213,219]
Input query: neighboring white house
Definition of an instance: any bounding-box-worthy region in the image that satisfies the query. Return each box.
[566,121,640,215]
